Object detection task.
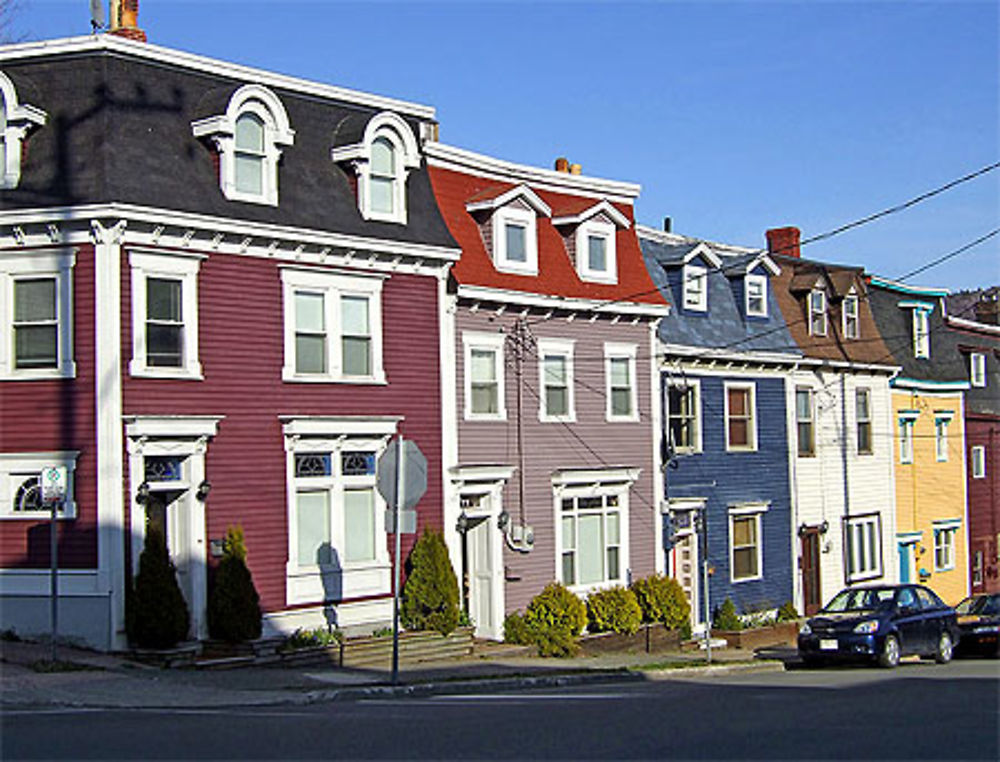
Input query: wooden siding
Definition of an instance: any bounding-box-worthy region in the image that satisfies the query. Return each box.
[455,306,658,614]
[966,414,1000,594]
[1,245,98,569]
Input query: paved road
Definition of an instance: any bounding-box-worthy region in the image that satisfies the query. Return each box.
[4,659,997,760]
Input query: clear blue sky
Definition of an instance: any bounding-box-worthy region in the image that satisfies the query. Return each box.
[10,1,999,290]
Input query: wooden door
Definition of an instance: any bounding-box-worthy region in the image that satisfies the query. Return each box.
[801,530,822,615]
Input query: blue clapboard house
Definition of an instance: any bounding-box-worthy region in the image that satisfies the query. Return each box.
[639,225,801,629]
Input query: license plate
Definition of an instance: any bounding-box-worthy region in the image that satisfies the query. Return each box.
[820,639,838,651]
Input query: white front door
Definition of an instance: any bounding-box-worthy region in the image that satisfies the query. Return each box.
[672,531,701,628]
[144,487,203,641]
[468,517,501,640]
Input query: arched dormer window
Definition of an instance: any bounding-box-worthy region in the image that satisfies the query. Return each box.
[0,71,47,190]
[332,111,420,224]
[191,84,294,206]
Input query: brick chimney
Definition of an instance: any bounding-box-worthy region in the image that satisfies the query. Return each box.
[766,226,801,258]
[554,157,569,173]
[975,290,999,325]
[110,0,147,42]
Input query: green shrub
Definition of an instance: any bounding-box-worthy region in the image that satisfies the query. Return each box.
[282,627,342,651]
[207,526,262,643]
[524,582,586,657]
[630,574,691,632]
[401,529,461,636]
[503,611,532,645]
[713,597,742,631]
[128,526,190,649]
[586,586,642,635]
[776,601,799,622]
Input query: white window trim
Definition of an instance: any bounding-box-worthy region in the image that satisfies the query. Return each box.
[331,111,421,225]
[745,273,768,317]
[0,451,79,519]
[604,342,639,422]
[492,204,539,276]
[842,293,860,339]
[463,331,507,421]
[898,412,917,465]
[575,219,618,284]
[795,386,816,458]
[971,445,986,479]
[0,71,47,189]
[728,503,766,583]
[129,250,204,380]
[682,263,708,312]
[912,308,931,359]
[537,337,576,423]
[724,381,758,452]
[933,520,960,573]
[281,266,387,385]
[970,352,986,387]
[666,378,702,454]
[1,250,76,380]
[845,513,883,583]
[282,416,396,606]
[191,84,294,207]
[934,412,953,463]
[553,479,631,595]
[855,387,873,456]
[809,289,827,336]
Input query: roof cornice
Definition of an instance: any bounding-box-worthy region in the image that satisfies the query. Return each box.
[890,377,970,392]
[0,34,436,120]
[456,284,669,318]
[946,314,1000,336]
[869,275,949,297]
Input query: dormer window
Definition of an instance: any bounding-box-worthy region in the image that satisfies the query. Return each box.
[745,274,767,317]
[332,111,421,225]
[913,308,930,358]
[0,71,47,190]
[843,293,859,339]
[809,289,827,336]
[683,264,708,311]
[467,185,551,276]
[192,84,294,206]
[553,200,629,285]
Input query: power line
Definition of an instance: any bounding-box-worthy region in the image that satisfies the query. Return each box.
[895,228,1000,282]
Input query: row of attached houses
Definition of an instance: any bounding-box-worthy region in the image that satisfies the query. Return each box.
[1,28,995,650]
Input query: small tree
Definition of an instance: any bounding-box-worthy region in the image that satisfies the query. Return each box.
[630,573,691,633]
[401,529,461,636]
[129,526,190,649]
[524,582,587,657]
[208,525,262,643]
[713,597,743,631]
[586,586,642,635]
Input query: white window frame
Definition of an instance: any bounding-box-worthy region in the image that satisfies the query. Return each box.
[463,331,507,421]
[331,111,420,225]
[191,84,294,207]
[666,378,702,454]
[575,219,617,284]
[604,342,639,422]
[682,263,708,312]
[898,413,917,464]
[971,445,986,478]
[912,308,930,359]
[934,412,953,463]
[845,513,883,583]
[970,352,986,387]
[795,386,816,458]
[842,293,859,339]
[745,274,768,317]
[283,416,396,606]
[933,520,960,573]
[729,504,766,583]
[809,289,827,336]
[492,205,539,276]
[0,452,78,519]
[1,250,75,380]
[281,267,386,385]
[554,477,632,594]
[855,387,873,455]
[724,381,757,452]
[129,250,204,380]
[0,71,46,189]
[537,337,576,422]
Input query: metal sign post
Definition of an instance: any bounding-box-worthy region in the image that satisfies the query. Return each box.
[391,436,406,686]
[41,466,67,663]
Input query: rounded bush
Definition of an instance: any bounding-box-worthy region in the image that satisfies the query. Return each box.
[128,526,190,649]
[586,586,642,635]
[630,574,691,632]
[524,582,586,657]
[503,611,532,645]
[207,526,262,643]
[401,529,461,636]
[713,597,743,631]
[776,601,799,622]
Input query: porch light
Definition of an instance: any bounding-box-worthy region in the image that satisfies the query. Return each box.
[135,481,150,505]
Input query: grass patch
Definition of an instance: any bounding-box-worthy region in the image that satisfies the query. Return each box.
[30,659,103,673]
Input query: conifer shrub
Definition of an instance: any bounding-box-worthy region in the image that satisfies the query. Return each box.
[502,611,532,645]
[586,586,642,635]
[523,582,586,657]
[776,601,800,622]
[630,573,691,633]
[713,597,743,631]
[128,526,190,649]
[401,529,461,636]
[207,525,262,643]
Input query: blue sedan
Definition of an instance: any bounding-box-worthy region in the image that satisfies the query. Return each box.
[798,584,959,668]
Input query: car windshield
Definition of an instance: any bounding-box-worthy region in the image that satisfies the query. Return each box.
[822,588,895,613]
[956,595,1000,616]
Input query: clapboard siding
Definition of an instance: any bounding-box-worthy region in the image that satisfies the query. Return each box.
[1,245,98,569]
[966,414,1000,594]
[456,307,659,614]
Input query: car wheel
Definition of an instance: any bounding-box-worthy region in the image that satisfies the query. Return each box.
[934,631,953,664]
[878,634,900,668]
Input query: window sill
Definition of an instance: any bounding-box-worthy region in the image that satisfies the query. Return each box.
[282,371,388,385]
[1,365,77,381]
[726,446,758,453]
[1,507,77,520]
[540,414,578,424]
[731,574,763,584]
[578,272,617,285]
[846,571,883,584]
[362,209,407,225]
[606,415,640,424]
[130,362,203,381]
[494,262,538,277]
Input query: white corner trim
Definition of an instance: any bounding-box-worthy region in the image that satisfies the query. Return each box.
[465,184,552,218]
[552,199,630,229]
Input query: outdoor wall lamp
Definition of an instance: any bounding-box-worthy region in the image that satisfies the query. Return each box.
[195,480,212,502]
[455,511,469,535]
[135,481,150,505]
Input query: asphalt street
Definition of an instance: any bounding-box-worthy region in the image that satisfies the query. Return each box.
[3,659,997,760]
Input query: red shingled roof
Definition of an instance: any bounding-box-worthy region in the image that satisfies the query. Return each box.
[428,166,668,308]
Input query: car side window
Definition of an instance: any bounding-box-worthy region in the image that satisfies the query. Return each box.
[983,597,1000,616]
[897,588,917,610]
[915,588,937,609]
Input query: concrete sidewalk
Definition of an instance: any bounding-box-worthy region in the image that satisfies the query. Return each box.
[0,638,790,710]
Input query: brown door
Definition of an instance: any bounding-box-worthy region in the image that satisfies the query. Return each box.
[801,529,822,615]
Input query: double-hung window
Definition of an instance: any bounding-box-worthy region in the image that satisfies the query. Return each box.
[282,268,385,384]
[575,218,618,284]
[463,332,506,420]
[809,289,827,336]
[2,251,75,379]
[0,72,46,189]
[842,294,859,339]
[683,264,707,311]
[537,338,575,421]
[934,413,953,462]
[971,445,986,478]
[725,383,756,451]
[745,274,767,317]
[855,388,873,455]
[667,381,700,453]
[933,521,960,572]
[970,353,986,388]
[605,343,638,421]
[898,413,917,464]
[234,112,266,196]
[796,387,815,457]
[559,492,624,588]
[845,514,882,582]
[729,505,766,582]
[129,251,203,379]
[0,452,79,519]
[912,309,930,358]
